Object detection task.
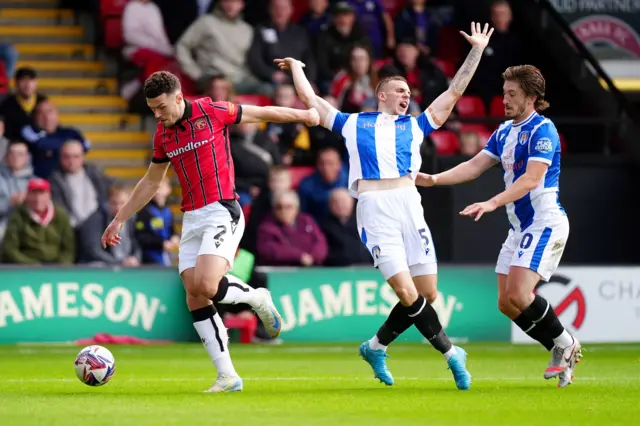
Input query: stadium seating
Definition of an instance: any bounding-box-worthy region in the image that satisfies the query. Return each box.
[234,94,273,107]
[456,95,486,117]
[490,95,505,117]
[289,166,315,189]
[0,61,7,95]
[223,314,258,344]
[434,58,456,78]
[430,130,460,156]
[100,0,128,50]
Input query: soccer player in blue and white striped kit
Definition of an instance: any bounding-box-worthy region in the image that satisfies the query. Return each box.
[276,22,495,391]
[418,65,582,388]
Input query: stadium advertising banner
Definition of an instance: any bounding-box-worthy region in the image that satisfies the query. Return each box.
[267,267,510,342]
[512,267,640,344]
[550,0,640,58]
[0,268,194,343]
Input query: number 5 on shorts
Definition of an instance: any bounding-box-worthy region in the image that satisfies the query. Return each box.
[418,228,430,255]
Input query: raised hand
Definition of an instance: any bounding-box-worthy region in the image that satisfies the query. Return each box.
[274,57,305,71]
[460,22,494,49]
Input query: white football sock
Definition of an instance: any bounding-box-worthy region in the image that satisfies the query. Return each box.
[368,335,388,351]
[218,275,256,305]
[552,330,574,348]
[443,346,458,361]
[193,311,238,377]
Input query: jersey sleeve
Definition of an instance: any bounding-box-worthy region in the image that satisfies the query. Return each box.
[481,130,500,160]
[416,109,440,136]
[209,101,242,125]
[322,107,350,135]
[151,128,169,163]
[529,123,559,165]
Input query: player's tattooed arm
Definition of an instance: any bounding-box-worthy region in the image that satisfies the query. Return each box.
[425,22,493,126]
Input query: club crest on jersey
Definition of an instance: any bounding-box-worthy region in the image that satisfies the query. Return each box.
[518,131,530,145]
[194,118,207,130]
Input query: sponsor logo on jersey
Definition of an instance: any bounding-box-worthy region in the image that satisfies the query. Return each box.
[535,137,554,154]
[166,138,213,158]
[228,102,235,117]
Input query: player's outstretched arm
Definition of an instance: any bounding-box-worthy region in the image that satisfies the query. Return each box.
[274,57,335,128]
[425,22,493,126]
[240,104,320,127]
[416,150,498,187]
[101,161,170,248]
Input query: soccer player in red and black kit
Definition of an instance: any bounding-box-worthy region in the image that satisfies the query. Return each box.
[101,71,320,393]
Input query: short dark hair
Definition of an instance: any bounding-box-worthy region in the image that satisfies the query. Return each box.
[14,67,37,81]
[375,76,408,96]
[502,65,550,111]
[144,71,181,99]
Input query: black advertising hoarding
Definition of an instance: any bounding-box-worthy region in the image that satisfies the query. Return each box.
[550,0,640,59]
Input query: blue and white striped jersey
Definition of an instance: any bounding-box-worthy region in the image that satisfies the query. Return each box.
[482,111,565,232]
[323,109,439,198]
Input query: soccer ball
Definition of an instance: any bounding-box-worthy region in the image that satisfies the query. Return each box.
[74,345,116,386]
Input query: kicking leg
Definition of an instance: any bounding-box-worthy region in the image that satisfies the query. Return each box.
[497,273,554,351]
[506,266,581,386]
[183,267,242,393]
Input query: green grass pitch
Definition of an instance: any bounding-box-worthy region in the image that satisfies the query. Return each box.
[1,343,638,425]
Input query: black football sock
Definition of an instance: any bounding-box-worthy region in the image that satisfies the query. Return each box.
[375,302,414,346]
[521,294,573,347]
[513,312,554,351]
[407,295,453,354]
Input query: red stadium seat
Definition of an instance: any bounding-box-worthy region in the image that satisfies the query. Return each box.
[456,95,486,117]
[436,26,463,64]
[374,58,392,70]
[559,132,568,152]
[234,94,272,106]
[477,130,493,146]
[100,0,128,17]
[460,123,489,134]
[223,315,258,344]
[490,95,504,117]
[433,58,456,78]
[289,166,315,189]
[430,130,459,156]
[103,18,124,50]
[242,203,252,221]
[0,61,7,95]
[382,0,407,18]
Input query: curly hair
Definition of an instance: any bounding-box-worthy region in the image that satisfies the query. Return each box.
[502,65,550,111]
[143,71,181,99]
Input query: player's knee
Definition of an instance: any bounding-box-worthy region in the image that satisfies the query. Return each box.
[195,273,224,298]
[505,289,531,312]
[394,285,419,306]
[497,294,513,315]
[419,287,438,304]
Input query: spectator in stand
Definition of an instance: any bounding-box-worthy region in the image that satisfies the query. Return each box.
[76,183,141,267]
[0,117,8,159]
[134,177,179,266]
[262,84,314,166]
[380,37,448,110]
[230,120,276,206]
[205,75,236,102]
[176,0,271,94]
[0,44,17,80]
[256,190,327,267]
[344,0,395,59]
[21,100,89,179]
[322,188,372,266]
[297,146,348,223]
[466,0,522,107]
[154,0,214,44]
[121,0,174,101]
[300,0,331,41]
[316,2,371,95]
[1,177,74,264]
[248,0,317,87]
[394,0,439,56]
[459,130,483,156]
[330,44,378,113]
[241,165,292,254]
[49,140,112,228]
[0,67,47,142]
[0,141,32,239]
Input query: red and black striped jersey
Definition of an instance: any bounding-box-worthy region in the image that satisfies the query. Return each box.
[151,98,242,212]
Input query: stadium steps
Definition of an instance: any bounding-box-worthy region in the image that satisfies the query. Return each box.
[1,0,182,224]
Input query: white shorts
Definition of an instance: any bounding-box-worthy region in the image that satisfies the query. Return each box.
[356,186,437,280]
[178,200,245,274]
[495,214,569,281]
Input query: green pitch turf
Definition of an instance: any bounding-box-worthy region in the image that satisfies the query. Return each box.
[1,343,638,426]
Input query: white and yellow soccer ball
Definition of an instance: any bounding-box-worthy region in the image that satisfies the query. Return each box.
[74,345,116,386]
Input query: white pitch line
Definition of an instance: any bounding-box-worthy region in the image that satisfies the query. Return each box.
[0,376,624,384]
